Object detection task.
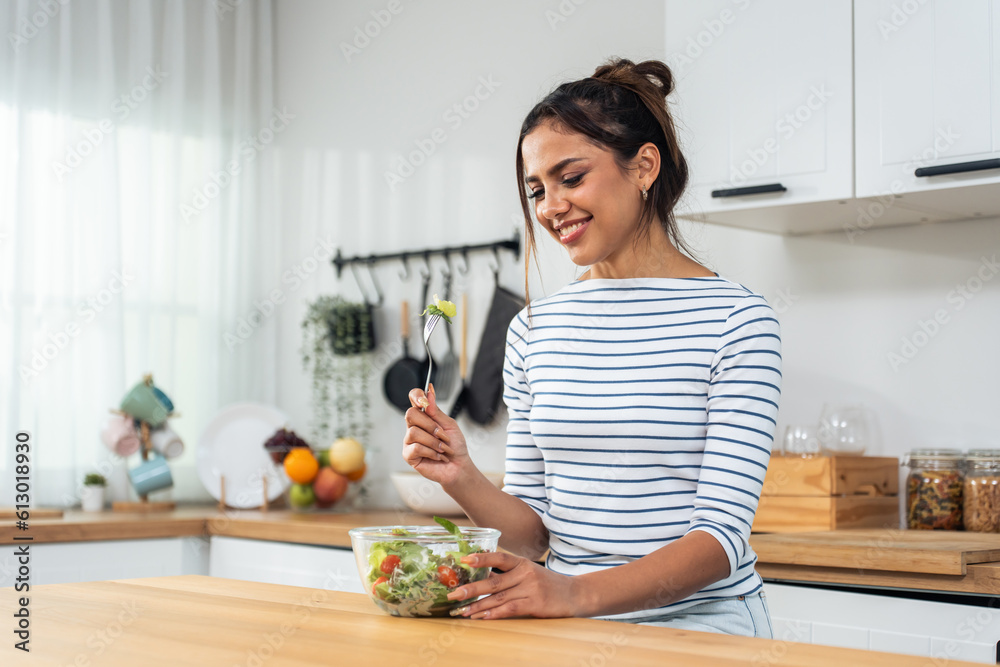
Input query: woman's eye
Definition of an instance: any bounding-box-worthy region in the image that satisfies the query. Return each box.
[527,188,544,200]
[562,174,583,186]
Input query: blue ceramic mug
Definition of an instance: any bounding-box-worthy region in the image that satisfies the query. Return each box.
[128,453,173,496]
[120,381,170,427]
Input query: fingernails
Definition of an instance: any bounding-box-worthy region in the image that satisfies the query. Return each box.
[449,605,468,617]
[447,589,466,601]
[417,397,429,409]
[461,555,477,565]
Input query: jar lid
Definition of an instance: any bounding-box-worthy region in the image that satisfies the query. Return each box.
[905,448,964,462]
[965,448,1000,462]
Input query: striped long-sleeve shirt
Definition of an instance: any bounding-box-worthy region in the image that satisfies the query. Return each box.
[501,276,781,621]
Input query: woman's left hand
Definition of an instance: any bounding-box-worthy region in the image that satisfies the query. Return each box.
[447,552,584,620]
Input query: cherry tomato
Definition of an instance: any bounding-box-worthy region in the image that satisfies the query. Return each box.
[380,555,402,574]
[437,566,460,588]
[371,576,389,598]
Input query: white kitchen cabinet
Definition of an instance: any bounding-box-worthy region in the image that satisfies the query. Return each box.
[208,536,365,594]
[666,0,855,234]
[765,582,1000,664]
[666,0,1000,235]
[854,0,1000,220]
[0,537,209,587]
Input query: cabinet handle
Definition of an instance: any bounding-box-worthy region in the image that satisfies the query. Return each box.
[711,183,787,198]
[914,158,1000,178]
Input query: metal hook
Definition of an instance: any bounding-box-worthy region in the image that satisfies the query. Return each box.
[350,263,372,305]
[439,255,452,298]
[439,250,451,281]
[365,259,384,307]
[349,260,384,307]
[398,255,411,282]
[419,253,431,284]
[456,247,470,276]
[489,245,501,280]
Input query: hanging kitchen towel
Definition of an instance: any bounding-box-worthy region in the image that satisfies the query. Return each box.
[464,284,525,425]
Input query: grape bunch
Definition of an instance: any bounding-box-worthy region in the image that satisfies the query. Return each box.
[263,428,311,464]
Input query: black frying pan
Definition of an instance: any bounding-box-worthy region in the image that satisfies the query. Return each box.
[383,301,423,413]
[464,283,524,424]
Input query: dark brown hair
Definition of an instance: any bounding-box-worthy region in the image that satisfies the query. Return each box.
[515,58,693,303]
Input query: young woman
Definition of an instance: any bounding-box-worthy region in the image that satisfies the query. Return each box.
[401,58,781,637]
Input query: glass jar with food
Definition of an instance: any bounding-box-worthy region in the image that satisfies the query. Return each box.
[903,449,964,530]
[963,449,1000,533]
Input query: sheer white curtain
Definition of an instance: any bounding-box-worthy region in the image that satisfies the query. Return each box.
[0,0,279,506]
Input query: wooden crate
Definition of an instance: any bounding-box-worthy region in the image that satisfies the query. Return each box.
[753,455,900,533]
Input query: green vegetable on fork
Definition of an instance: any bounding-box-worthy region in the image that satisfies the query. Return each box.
[421,294,457,324]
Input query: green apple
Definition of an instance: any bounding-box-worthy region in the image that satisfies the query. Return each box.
[317,449,331,468]
[289,483,316,508]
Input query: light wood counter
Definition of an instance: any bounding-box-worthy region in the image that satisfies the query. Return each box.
[749,529,1000,575]
[755,560,1000,596]
[749,529,1000,596]
[0,506,460,548]
[5,508,999,596]
[0,575,981,666]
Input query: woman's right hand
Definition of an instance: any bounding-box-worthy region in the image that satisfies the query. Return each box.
[402,383,471,487]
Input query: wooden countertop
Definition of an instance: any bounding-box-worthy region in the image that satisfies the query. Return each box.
[5,507,999,596]
[0,506,458,548]
[749,529,1000,596]
[749,529,1000,574]
[0,575,980,666]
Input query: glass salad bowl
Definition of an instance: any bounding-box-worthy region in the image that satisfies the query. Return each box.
[349,520,501,617]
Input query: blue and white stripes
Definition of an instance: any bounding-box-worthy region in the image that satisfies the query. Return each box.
[501,276,781,620]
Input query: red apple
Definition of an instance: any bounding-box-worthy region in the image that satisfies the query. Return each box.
[312,467,348,505]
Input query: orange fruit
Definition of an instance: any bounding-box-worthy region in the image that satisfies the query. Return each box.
[346,462,366,482]
[283,448,319,484]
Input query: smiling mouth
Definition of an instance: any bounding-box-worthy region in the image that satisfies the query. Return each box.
[555,217,591,240]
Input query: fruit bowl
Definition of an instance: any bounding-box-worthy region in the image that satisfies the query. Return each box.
[266,430,368,512]
[349,521,501,617]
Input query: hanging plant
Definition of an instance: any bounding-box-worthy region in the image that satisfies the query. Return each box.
[301,296,373,448]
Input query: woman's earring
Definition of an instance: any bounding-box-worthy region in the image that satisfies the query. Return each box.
[641,187,648,202]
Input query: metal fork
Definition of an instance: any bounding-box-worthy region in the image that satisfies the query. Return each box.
[422,313,442,395]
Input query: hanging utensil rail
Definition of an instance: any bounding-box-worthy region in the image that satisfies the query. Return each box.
[331,232,520,278]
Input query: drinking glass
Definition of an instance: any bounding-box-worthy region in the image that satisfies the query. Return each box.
[782,424,821,457]
[818,404,879,456]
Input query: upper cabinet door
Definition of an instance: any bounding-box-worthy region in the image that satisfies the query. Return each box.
[667,0,854,219]
[855,0,1000,198]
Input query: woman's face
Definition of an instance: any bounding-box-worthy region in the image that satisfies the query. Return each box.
[521,121,646,271]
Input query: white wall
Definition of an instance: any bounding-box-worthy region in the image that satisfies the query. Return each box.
[688,216,1000,454]
[273,0,1000,511]
[272,0,669,508]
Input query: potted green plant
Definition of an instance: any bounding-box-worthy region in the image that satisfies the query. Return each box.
[301,295,373,450]
[81,473,107,512]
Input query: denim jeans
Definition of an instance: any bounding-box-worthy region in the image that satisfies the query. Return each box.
[620,591,774,639]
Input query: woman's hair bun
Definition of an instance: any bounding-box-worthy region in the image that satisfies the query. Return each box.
[591,58,675,98]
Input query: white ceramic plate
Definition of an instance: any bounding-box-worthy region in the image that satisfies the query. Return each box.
[197,403,290,509]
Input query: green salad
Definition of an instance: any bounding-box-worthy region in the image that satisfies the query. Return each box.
[365,516,488,617]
